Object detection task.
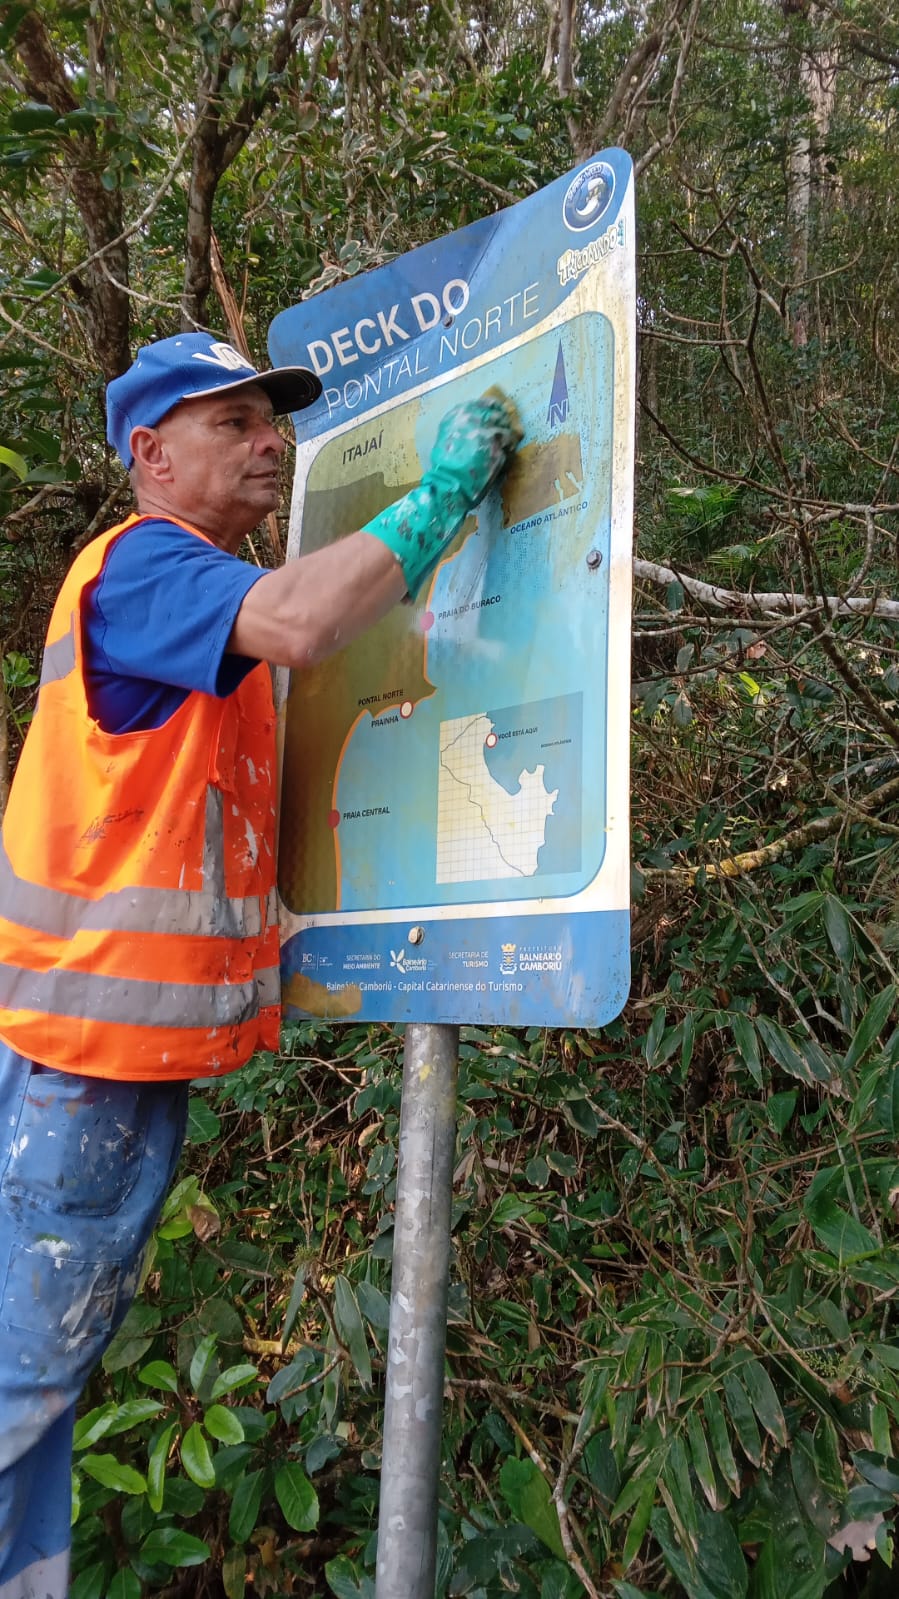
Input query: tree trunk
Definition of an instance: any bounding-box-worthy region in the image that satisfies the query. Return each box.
[182,126,224,332]
[179,0,315,330]
[13,9,131,381]
[784,1,837,349]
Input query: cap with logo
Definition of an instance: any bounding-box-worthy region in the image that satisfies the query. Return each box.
[106,331,322,468]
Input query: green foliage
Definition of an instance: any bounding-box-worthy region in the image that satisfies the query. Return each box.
[2,650,38,739]
[64,958,899,1596]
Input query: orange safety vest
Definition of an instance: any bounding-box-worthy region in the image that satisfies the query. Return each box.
[0,513,281,1081]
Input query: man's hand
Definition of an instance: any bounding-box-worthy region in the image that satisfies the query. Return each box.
[227,391,522,671]
[427,390,523,509]
[361,390,523,598]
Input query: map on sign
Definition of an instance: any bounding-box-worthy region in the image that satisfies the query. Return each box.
[270,147,635,1027]
[436,702,568,885]
[277,315,609,916]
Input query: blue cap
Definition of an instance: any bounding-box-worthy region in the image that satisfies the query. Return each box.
[106,332,322,467]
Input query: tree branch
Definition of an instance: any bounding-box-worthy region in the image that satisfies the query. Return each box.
[634,0,702,176]
[633,553,899,620]
[641,769,899,886]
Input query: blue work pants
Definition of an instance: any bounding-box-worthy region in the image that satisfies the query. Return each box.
[0,1044,188,1598]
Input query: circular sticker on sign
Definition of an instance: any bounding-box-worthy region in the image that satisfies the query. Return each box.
[562,161,616,233]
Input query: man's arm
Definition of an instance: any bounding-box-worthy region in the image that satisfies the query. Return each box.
[227,531,406,669]
[228,392,522,671]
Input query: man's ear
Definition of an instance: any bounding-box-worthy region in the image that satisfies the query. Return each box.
[129,425,173,481]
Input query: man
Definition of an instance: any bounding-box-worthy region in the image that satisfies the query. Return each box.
[0,330,521,1598]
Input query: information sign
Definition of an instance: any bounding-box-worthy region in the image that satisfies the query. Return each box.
[269,149,635,1027]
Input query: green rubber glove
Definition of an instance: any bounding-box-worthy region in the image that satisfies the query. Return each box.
[362,391,523,598]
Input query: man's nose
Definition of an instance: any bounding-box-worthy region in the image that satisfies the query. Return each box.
[257,421,287,456]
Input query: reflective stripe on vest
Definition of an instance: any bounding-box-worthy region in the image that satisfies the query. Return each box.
[39,624,77,688]
[0,961,280,1029]
[0,792,264,941]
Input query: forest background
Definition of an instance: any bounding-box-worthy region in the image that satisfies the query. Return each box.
[2,1,899,1596]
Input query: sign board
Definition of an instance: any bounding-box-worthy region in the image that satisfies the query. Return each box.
[268,148,635,1028]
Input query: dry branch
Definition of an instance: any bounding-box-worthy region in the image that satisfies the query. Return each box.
[641,768,899,886]
[633,557,899,620]
[209,231,284,562]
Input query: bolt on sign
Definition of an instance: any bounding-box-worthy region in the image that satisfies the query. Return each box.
[269,149,635,1028]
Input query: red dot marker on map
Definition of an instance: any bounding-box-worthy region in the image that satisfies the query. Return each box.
[327,809,340,829]
[485,732,498,749]
[400,701,414,719]
[420,610,435,632]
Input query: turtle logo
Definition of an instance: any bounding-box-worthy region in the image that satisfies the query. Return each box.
[562,161,615,233]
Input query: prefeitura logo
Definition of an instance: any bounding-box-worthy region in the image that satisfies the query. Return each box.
[500,943,518,975]
[562,161,615,233]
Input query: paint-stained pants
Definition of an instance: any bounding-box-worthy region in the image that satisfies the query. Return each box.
[0,1043,188,1598]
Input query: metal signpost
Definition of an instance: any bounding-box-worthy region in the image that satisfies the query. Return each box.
[374,1022,459,1597]
[270,149,636,1595]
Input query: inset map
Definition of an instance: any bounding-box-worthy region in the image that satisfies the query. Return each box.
[436,695,582,883]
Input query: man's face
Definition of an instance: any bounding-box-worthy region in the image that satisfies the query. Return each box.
[141,385,287,551]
